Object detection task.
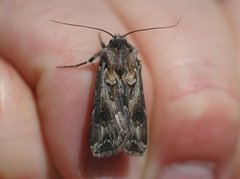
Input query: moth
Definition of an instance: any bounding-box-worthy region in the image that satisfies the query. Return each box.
[53,19,180,158]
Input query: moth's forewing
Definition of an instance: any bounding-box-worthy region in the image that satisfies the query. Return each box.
[89,52,129,158]
[123,53,147,156]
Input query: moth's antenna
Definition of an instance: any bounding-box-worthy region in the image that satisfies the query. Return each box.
[51,20,114,37]
[123,18,181,37]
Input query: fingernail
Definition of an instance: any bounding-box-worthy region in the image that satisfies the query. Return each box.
[159,162,215,179]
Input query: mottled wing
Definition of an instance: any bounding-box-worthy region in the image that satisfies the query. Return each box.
[89,55,129,158]
[123,59,147,156]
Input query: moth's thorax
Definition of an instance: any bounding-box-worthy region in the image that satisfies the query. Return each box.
[106,35,134,75]
[108,34,131,48]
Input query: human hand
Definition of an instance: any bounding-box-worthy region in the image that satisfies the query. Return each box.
[0,1,240,178]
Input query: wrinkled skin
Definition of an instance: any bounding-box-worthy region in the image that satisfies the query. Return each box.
[0,1,240,179]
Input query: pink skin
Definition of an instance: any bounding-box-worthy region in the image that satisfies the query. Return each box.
[0,0,240,178]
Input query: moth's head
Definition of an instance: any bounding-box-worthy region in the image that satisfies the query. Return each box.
[108,35,129,49]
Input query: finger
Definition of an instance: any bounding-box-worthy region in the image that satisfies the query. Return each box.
[0,1,153,178]
[0,59,57,178]
[109,0,240,178]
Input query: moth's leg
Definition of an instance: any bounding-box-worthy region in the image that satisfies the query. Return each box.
[98,32,106,48]
[57,50,102,68]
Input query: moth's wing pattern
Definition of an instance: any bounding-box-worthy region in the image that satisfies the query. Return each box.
[89,54,129,158]
[123,58,147,156]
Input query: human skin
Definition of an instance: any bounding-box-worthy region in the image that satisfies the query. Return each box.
[0,0,240,179]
